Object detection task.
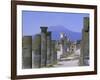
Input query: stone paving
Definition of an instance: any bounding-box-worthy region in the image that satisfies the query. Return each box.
[53,49,80,67]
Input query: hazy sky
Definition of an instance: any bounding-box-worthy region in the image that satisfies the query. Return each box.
[22,11,89,36]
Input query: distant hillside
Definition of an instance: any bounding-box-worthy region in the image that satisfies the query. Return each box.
[48,26,82,41]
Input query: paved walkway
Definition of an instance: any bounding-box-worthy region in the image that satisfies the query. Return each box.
[54,59,79,67]
[53,50,80,67]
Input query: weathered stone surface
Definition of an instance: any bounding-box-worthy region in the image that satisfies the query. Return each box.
[46,32,52,67]
[40,27,48,67]
[22,36,32,69]
[32,34,41,68]
[79,17,89,66]
[84,17,89,32]
[51,40,57,65]
[70,42,76,54]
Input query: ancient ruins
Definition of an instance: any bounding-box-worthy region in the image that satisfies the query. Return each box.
[22,17,89,69]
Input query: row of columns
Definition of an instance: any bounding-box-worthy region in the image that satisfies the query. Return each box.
[22,27,57,69]
[40,27,57,67]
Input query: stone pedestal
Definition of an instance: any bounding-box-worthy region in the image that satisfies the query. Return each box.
[40,27,48,67]
[32,34,41,68]
[22,36,32,69]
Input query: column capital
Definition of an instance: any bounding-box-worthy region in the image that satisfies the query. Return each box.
[40,27,48,33]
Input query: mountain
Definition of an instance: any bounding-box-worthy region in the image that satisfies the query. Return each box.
[48,25,82,41]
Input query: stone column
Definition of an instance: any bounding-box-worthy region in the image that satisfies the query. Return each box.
[46,32,52,67]
[63,38,68,56]
[60,38,64,58]
[32,34,41,68]
[51,40,57,65]
[62,39,64,55]
[40,27,48,67]
[22,36,32,69]
[80,17,89,66]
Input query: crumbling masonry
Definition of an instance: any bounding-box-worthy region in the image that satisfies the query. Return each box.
[22,27,57,68]
[79,17,89,66]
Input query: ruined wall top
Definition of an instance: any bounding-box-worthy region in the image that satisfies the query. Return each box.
[23,36,32,38]
[22,36,32,44]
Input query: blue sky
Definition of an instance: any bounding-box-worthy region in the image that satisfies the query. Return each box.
[22,11,89,36]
